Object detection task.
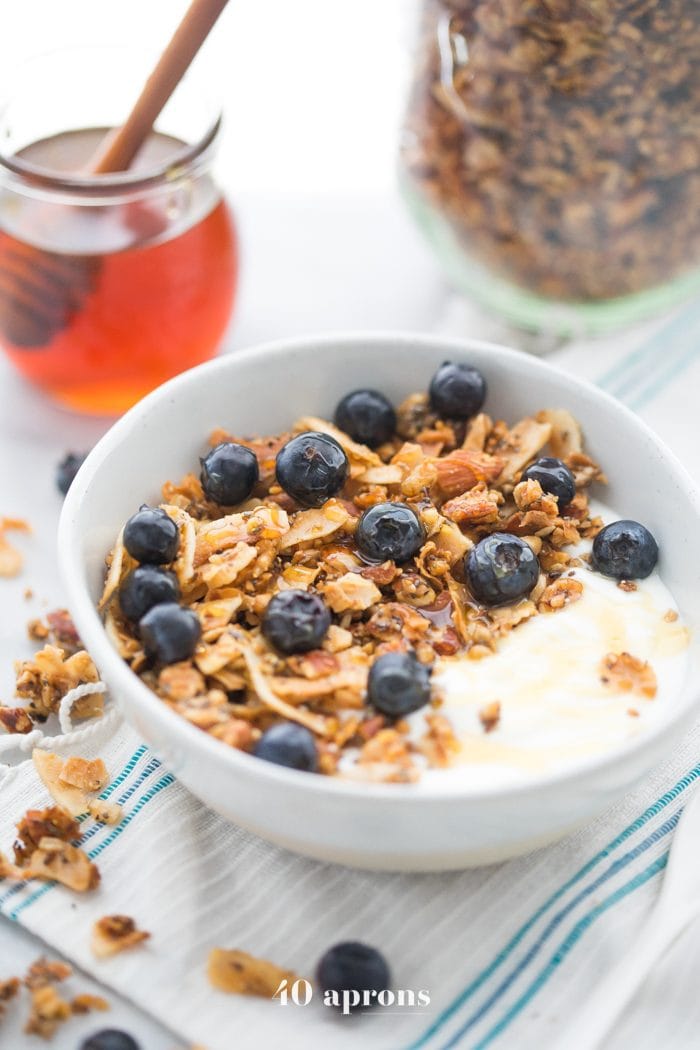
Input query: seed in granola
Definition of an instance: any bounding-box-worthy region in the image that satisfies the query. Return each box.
[139,603,201,665]
[368,651,432,718]
[118,566,180,623]
[56,451,88,496]
[591,520,658,580]
[466,534,540,607]
[522,457,576,507]
[316,942,391,1010]
[123,506,179,565]
[428,361,486,420]
[200,441,259,506]
[275,431,349,508]
[356,502,425,563]
[262,589,331,654]
[334,389,396,448]
[253,721,318,772]
[80,1031,140,1050]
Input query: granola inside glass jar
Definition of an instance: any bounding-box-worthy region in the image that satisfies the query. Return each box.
[401,0,700,335]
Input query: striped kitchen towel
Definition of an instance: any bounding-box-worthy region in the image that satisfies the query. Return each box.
[2,295,700,1050]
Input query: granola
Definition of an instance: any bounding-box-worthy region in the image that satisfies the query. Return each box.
[0,957,110,1040]
[207,948,299,998]
[91,915,150,958]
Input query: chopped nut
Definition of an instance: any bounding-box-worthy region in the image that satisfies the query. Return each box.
[418,713,460,767]
[207,948,299,997]
[27,618,50,641]
[538,577,584,612]
[600,652,658,699]
[91,915,151,958]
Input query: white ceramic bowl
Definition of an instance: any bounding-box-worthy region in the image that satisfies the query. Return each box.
[59,333,700,871]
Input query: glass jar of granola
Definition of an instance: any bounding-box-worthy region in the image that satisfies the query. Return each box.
[400,0,700,336]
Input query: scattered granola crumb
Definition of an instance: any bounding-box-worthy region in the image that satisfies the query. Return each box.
[91,916,151,958]
[24,838,100,893]
[0,977,20,1020]
[207,948,299,998]
[87,799,123,826]
[60,756,109,794]
[0,706,33,735]
[664,609,679,623]
[600,652,658,699]
[537,577,584,613]
[24,958,72,989]
[627,708,640,718]
[15,645,100,721]
[24,983,71,1038]
[24,587,34,601]
[419,712,460,767]
[617,580,638,593]
[479,701,501,733]
[27,618,49,641]
[33,751,90,817]
[70,993,110,1015]
[0,517,30,578]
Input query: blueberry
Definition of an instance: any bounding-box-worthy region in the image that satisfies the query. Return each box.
[591,519,658,580]
[522,457,576,505]
[118,565,179,623]
[254,722,318,771]
[123,506,179,565]
[80,1031,141,1050]
[262,589,331,654]
[316,942,391,1009]
[200,442,259,506]
[276,432,349,508]
[334,389,396,448]
[56,451,88,496]
[139,603,201,664]
[356,502,425,563]
[368,651,432,717]
[429,361,487,419]
[465,533,539,606]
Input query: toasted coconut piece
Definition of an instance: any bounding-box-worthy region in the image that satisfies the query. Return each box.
[323,624,354,652]
[355,729,418,783]
[207,948,300,998]
[600,652,657,698]
[24,957,72,988]
[199,542,258,590]
[28,617,50,641]
[538,577,584,612]
[0,517,30,578]
[418,713,459,767]
[0,705,33,734]
[98,527,127,608]
[435,449,503,498]
[104,606,144,664]
[286,650,340,679]
[70,993,110,1014]
[294,416,381,473]
[537,408,583,458]
[60,756,109,794]
[357,463,404,485]
[162,504,197,587]
[25,838,100,892]
[91,915,151,958]
[194,632,242,676]
[322,572,381,613]
[14,806,80,867]
[87,799,123,826]
[197,596,242,640]
[463,413,493,451]
[442,484,502,525]
[479,701,501,732]
[158,662,206,701]
[496,418,552,484]
[359,560,399,587]
[32,751,89,817]
[161,471,205,507]
[195,506,289,566]
[16,646,100,720]
[390,441,427,474]
[278,500,350,551]
[24,984,72,1038]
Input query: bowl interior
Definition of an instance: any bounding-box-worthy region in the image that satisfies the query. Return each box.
[60,332,700,786]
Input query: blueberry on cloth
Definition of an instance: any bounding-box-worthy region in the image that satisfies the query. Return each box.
[355,502,425,563]
[254,722,318,771]
[367,651,432,718]
[275,431,349,507]
[465,532,540,606]
[139,603,201,664]
[261,590,331,654]
[591,519,658,580]
[334,389,396,448]
[521,456,576,505]
[200,441,259,506]
[123,506,179,565]
[80,1031,141,1050]
[428,361,487,419]
[316,942,391,1009]
[118,565,180,623]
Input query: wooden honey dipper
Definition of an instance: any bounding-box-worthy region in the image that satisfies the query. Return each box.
[0,0,229,349]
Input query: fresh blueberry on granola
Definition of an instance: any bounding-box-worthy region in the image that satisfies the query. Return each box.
[139,603,201,664]
[368,652,432,717]
[591,519,659,580]
[262,590,331,654]
[466,533,539,607]
[521,456,576,506]
[80,1031,141,1050]
[276,431,349,507]
[334,389,396,448]
[200,441,259,506]
[428,360,486,419]
[254,722,318,771]
[119,566,180,624]
[99,372,688,786]
[317,942,391,1009]
[123,506,179,565]
[356,502,425,563]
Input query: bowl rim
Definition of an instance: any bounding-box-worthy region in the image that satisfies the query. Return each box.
[59,330,700,802]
